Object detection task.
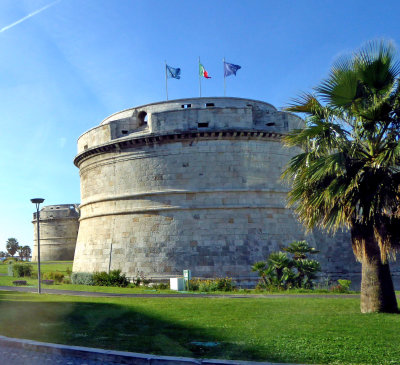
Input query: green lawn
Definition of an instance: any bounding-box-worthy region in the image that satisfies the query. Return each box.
[0,291,398,364]
[0,261,360,295]
[0,261,73,275]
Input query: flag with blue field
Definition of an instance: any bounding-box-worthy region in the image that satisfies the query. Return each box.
[166,65,181,79]
[224,62,241,77]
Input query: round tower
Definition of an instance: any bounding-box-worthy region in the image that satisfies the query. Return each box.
[32,204,80,261]
[72,97,357,283]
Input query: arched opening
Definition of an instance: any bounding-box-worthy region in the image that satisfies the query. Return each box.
[138,111,148,126]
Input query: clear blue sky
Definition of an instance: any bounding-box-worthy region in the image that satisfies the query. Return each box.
[0,0,399,252]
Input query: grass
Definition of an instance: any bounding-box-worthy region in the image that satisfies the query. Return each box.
[0,291,398,364]
[0,261,73,275]
[0,261,359,295]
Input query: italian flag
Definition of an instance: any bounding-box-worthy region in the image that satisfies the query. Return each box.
[199,63,211,78]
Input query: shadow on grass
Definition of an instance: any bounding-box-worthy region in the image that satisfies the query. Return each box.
[0,291,278,362]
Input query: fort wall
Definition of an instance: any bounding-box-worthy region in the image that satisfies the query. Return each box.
[32,204,79,261]
[72,97,361,283]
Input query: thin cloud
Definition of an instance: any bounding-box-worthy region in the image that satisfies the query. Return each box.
[0,0,60,33]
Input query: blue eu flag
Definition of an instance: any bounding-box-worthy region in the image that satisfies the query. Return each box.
[166,65,181,79]
[224,62,241,77]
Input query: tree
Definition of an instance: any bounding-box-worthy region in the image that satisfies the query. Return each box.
[283,240,319,260]
[6,238,19,257]
[282,40,400,313]
[17,246,31,261]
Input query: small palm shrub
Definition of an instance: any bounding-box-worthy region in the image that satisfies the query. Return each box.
[252,241,321,290]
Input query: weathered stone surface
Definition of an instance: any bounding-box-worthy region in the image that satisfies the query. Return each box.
[32,204,79,261]
[71,97,400,286]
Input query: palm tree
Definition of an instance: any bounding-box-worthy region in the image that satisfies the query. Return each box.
[17,246,31,261]
[282,40,400,313]
[283,240,319,260]
[6,238,19,258]
[21,246,32,261]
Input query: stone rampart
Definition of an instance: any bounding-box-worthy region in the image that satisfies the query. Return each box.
[72,97,366,283]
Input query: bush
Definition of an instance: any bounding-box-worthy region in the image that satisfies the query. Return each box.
[338,279,351,291]
[331,279,352,293]
[189,278,235,292]
[4,258,18,264]
[151,282,169,290]
[252,241,321,290]
[12,263,33,277]
[93,270,129,287]
[71,272,94,285]
[43,271,64,283]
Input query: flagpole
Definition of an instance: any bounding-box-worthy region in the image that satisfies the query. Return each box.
[165,60,168,101]
[223,57,226,97]
[198,56,202,97]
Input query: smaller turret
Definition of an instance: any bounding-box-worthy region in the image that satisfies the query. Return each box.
[32,204,80,261]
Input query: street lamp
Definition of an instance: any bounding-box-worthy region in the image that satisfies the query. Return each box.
[31,198,44,294]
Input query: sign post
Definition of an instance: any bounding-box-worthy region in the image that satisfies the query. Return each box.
[183,269,191,291]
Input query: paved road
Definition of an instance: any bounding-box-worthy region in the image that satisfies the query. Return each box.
[0,343,123,365]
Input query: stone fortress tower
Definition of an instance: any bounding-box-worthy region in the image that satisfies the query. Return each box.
[72,97,361,283]
[32,204,80,261]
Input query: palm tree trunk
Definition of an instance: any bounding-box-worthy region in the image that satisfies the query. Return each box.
[353,225,398,313]
[361,255,398,313]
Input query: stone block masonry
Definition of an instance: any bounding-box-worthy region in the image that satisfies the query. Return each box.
[70,97,377,284]
[32,204,79,261]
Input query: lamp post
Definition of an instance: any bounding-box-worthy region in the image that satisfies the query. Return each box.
[31,198,44,294]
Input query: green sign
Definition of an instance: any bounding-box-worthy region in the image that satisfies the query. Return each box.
[183,269,191,280]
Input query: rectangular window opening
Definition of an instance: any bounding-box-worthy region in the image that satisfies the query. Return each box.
[205,103,215,107]
[198,122,209,128]
[266,122,275,126]
[181,104,192,108]
[121,130,129,135]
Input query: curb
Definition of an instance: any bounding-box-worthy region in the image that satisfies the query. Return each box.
[0,335,301,365]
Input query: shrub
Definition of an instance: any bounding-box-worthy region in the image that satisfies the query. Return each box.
[43,271,64,283]
[338,279,351,291]
[12,263,33,277]
[189,278,235,292]
[71,272,94,285]
[330,279,352,293]
[215,277,235,291]
[93,270,129,287]
[152,282,169,290]
[93,271,110,286]
[4,258,18,264]
[252,241,321,290]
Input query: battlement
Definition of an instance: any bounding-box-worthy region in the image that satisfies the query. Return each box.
[32,204,80,221]
[76,97,303,155]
